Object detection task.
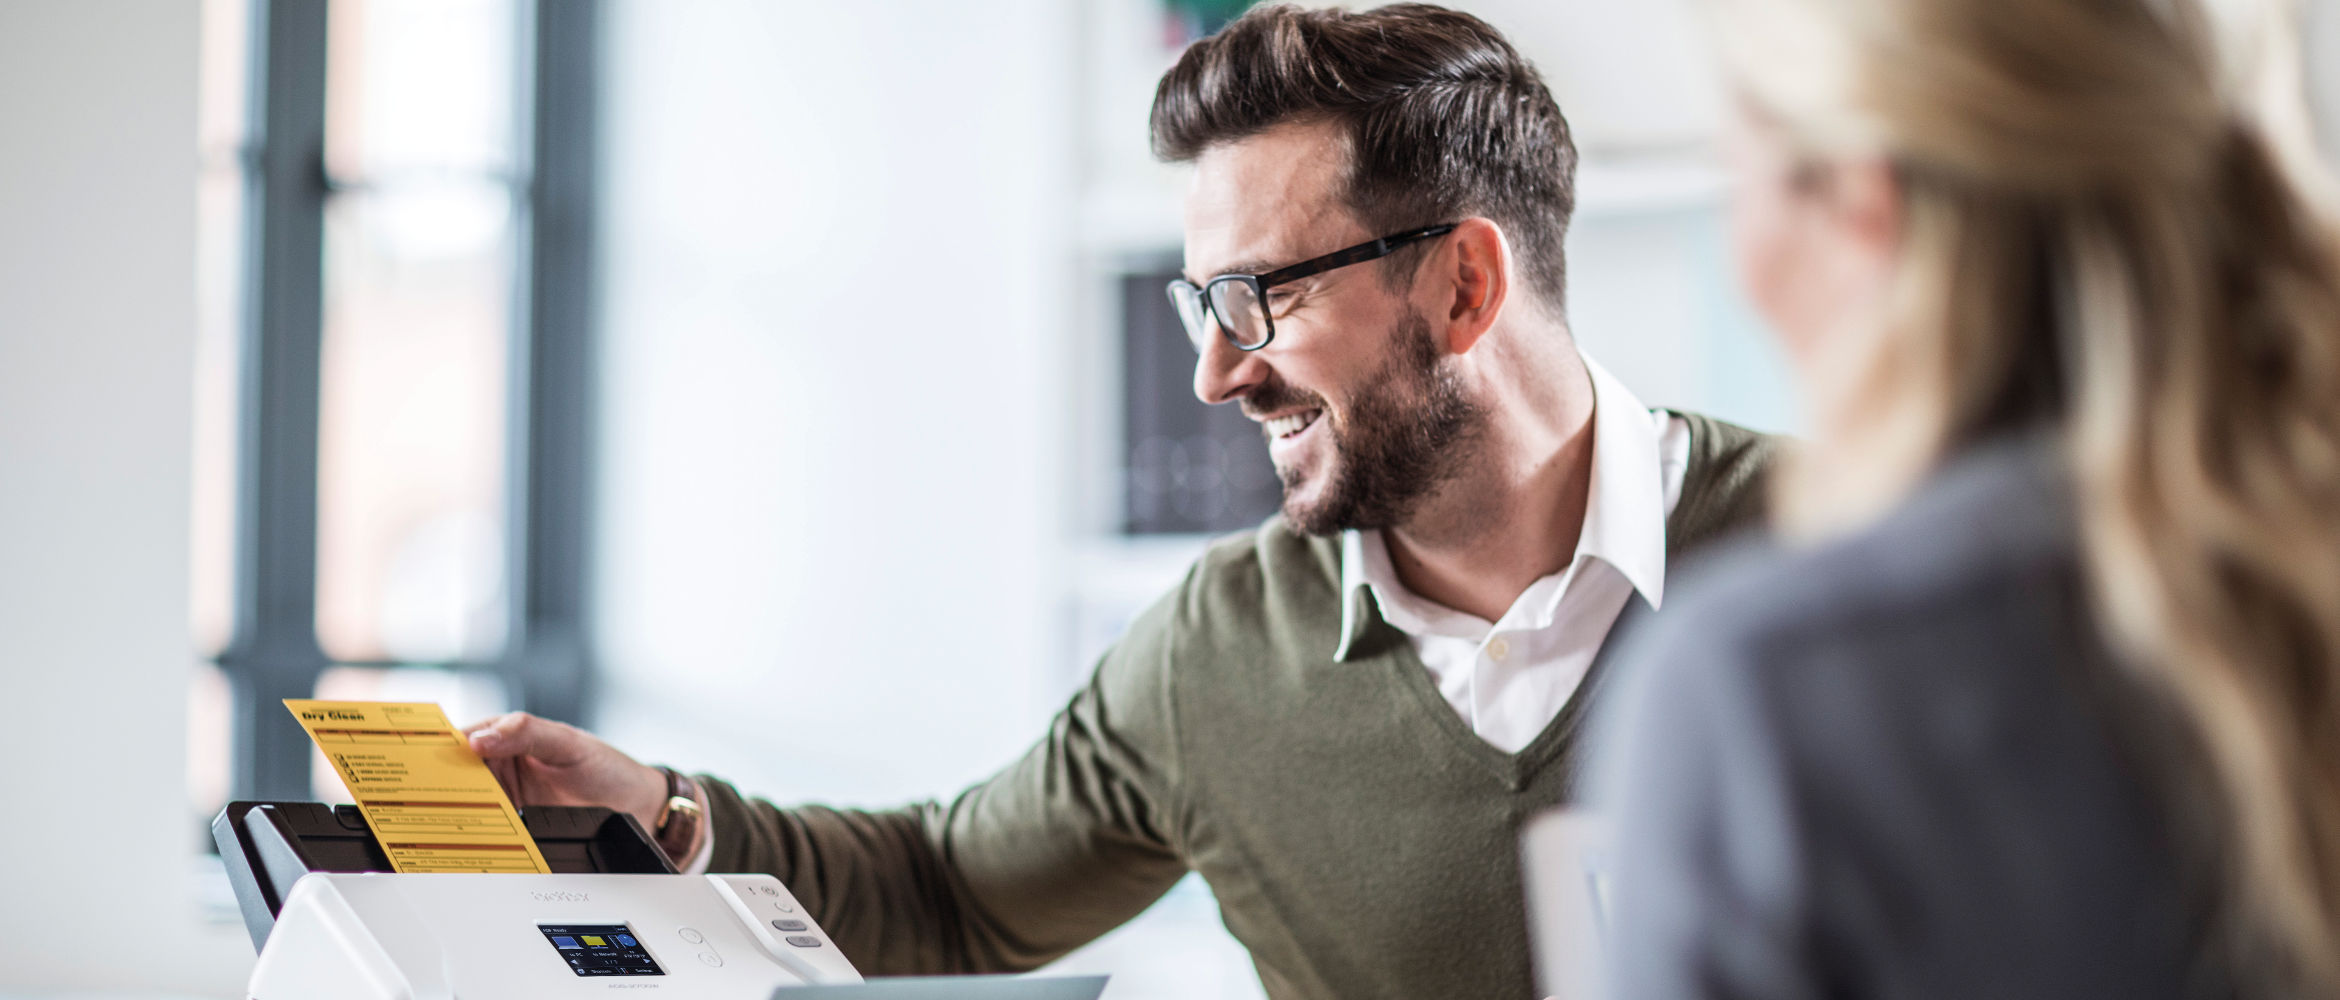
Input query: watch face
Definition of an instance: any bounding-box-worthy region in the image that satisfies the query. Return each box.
[655,793,703,860]
[655,771,699,824]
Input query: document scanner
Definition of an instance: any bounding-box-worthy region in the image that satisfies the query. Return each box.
[215,801,1108,1000]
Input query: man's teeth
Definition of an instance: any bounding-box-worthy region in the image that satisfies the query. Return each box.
[1263,410,1320,439]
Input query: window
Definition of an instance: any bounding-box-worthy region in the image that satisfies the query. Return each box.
[193,0,600,809]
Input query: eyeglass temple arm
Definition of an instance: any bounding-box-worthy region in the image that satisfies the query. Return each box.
[1254,223,1459,288]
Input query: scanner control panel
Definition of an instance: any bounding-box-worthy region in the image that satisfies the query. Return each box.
[540,923,666,976]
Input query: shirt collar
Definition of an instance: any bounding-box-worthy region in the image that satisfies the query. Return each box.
[1332,352,1671,661]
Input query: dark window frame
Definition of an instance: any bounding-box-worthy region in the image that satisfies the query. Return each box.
[216,0,601,800]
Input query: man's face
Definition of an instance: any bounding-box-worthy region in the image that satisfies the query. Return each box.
[1181,122,1485,536]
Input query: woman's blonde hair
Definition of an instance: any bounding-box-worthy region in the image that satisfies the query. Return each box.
[1714,0,2340,991]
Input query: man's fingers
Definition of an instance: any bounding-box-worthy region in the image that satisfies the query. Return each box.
[465,712,653,814]
[467,711,588,767]
[460,713,509,737]
[483,754,525,804]
[463,711,532,750]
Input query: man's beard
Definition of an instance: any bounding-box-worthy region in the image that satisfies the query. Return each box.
[1249,310,1487,537]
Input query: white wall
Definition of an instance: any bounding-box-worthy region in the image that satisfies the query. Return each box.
[0,1,250,994]
[2309,0,2340,167]
[592,0,1080,806]
[1452,0,1723,154]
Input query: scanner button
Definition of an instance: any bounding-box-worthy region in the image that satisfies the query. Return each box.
[773,900,797,913]
[677,927,705,944]
[698,952,723,967]
[785,935,823,948]
[772,919,808,932]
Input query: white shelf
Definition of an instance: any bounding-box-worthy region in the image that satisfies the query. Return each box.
[1574,152,1726,219]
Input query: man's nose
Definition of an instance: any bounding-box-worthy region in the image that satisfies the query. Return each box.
[1192,325,1267,406]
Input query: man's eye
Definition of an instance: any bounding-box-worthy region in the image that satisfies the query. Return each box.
[1265,289,1301,312]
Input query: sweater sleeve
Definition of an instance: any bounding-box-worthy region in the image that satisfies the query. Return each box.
[695,578,1193,976]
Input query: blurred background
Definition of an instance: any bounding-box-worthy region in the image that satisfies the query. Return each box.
[2,0,2334,996]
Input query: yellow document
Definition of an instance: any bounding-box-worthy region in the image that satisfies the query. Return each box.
[284,700,552,874]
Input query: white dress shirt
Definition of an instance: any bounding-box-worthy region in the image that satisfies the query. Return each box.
[1332,354,1689,752]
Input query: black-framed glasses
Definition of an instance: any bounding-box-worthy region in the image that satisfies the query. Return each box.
[1167,223,1458,352]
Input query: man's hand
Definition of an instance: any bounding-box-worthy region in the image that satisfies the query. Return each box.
[465,712,671,835]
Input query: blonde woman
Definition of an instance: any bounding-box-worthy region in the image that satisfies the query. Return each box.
[1591,0,2340,996]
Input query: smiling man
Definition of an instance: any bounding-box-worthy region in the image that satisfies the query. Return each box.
[466,5,1775,998]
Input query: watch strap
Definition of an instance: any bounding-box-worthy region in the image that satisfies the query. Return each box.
[652,765,703,863]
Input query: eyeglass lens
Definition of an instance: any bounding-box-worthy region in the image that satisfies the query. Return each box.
[1206,279,1267,349]
[1167,277,1272,351]
[1168,283,1210,350]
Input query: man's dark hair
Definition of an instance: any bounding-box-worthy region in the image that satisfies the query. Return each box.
[1151,3,1579,314]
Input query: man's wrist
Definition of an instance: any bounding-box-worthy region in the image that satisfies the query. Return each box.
[628,763,671,829]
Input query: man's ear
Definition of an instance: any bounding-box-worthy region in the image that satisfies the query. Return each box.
[1434,217,1509,355]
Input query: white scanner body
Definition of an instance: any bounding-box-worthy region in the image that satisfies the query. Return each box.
[248,872,863,1000]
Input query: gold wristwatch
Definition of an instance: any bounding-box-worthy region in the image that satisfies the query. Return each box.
[652,765,703,863]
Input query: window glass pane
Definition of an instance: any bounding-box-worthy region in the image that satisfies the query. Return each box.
[192,0,250,656]
[198,0,250,155]
[308,666,512,803]
[325,0,519,181]
[314,0,522,665]
[188,661,233,829]
[317,184,514,663]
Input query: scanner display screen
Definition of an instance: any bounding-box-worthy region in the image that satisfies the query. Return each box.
[540,924,665,977]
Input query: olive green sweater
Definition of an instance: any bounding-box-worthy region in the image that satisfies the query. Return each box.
[701,412,1775,999]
